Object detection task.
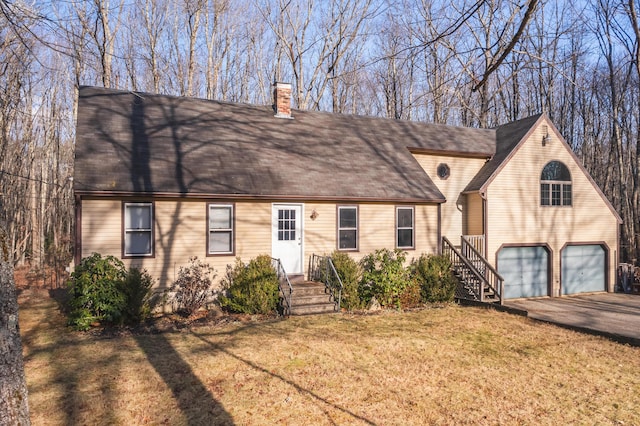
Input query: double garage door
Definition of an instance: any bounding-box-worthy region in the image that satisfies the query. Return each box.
[497,245,605,299]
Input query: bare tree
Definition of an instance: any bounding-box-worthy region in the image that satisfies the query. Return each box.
[260,0,374,110]
[0,227,30,425]
[71,0,125,88]
[139,0,168,93]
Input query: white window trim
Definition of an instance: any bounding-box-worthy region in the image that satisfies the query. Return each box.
[541,180,572,206]
[208,204,234,255]
[123,202,154,257]
[396,206,415,249]
[337,205,358,251]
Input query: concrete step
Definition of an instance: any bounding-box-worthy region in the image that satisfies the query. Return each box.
[290,280,337,315]
[291,302,338,315]
[291,281,328,297]
[294,293,334,305]
[285,280,338,315]
[287,274,305,284]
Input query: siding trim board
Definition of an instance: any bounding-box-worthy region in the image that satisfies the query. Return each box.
[74,194,82,266]
[75,191,446,204]
[407,147,492,158]
[437,204,442,254]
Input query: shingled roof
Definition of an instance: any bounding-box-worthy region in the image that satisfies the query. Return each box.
[74,86,504,202]
[464,114,543,192]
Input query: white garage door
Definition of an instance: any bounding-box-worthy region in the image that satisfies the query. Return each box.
[561,245,605,295]
[498,247,549,299]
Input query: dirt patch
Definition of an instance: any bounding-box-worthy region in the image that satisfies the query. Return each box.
[84,308,280,338]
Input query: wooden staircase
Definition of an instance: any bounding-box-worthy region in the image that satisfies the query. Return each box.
[288,275,338,315]
[442,236,504,305]
[452,263,500,304]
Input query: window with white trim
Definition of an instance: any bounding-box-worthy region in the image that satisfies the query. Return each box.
[208,204,234,254]
[540,161,572,206]
[338,206,358,250]
[396,206,414,249]
[124,202,153,256]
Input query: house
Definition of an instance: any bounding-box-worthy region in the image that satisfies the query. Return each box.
[73,84,621,304]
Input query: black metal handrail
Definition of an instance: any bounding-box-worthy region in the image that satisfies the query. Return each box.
[308,254,343,311]
[272,257,293,316]
[460,236,504,304]
[442,236,502,304]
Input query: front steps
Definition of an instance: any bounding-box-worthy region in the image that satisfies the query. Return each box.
[288,278,338,315]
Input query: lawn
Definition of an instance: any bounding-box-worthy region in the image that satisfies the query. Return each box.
[19,288,640,425]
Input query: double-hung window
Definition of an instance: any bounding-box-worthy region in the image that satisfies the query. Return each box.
[123,202,153,257]
[396,206,414,249]
[337,206,358,250]
[540,161,572,206]
[208,204,234,255]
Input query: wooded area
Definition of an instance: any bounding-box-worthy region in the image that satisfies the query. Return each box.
[0,0,638,268]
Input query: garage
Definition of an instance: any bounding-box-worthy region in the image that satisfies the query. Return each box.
[561,245,606,295]
[497,246,549,299]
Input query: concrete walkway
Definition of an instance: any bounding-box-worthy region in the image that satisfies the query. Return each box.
[504,293,640,346]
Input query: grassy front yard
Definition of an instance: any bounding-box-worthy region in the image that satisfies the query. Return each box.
[19,288,640,425]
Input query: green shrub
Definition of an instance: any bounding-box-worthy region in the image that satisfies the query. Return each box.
[411,254,457,303]
[119,267,156,324]
[67,253,127,330]
[170,257,216,316]
[329,250,361,310]
[359,249,410,308]
[219,255,279,314]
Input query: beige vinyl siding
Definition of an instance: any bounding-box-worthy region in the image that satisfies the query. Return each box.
[79,199,270,289]
[464,193,484,235]
[355,204,438,263]
[412,154,487,240]
[81,199,123,258]
[485,119,619,294]
[234,202,271,260]
[81,198,440,289]
[302,203,439,264]
[304,202,338,260]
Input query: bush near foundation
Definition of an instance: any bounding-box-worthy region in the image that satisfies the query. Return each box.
[66,253,155,330]
[329,250,362,311]
[119,267,156,324]
[170,257,217,316]
[218,255,279,314]
[411,254,457,303]
[359,249,410,308]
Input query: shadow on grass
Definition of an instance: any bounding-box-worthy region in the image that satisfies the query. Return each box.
[189,329,377,425]
[134,333,234,425]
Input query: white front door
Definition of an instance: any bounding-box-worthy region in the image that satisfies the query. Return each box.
[272,204,303,274]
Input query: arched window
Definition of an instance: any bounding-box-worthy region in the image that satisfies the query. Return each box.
[540,161,572,206]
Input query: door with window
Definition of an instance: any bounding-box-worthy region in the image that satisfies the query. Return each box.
[272,204,303,274]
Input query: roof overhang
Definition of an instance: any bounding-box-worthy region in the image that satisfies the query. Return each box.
[74,190,446,204]
[407,147,493,159]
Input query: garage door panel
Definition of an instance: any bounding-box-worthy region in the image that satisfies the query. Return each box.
[498,247,549,299]
[562,245,605,295]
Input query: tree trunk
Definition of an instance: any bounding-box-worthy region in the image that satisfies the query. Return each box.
[0,229,30,425]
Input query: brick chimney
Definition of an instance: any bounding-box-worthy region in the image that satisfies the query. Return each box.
[273,82,293,119]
